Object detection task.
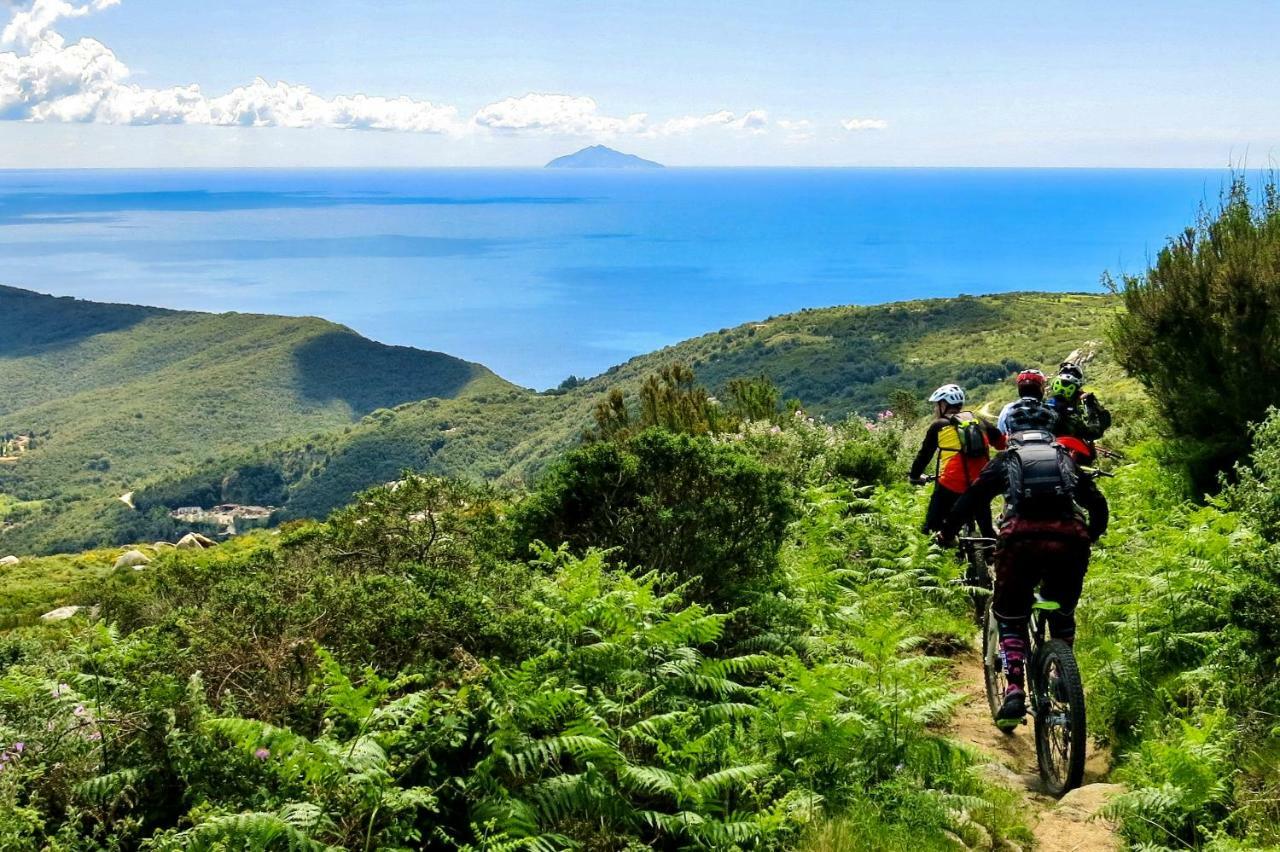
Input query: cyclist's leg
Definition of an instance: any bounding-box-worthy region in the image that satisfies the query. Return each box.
[971,500,997,539]
[1038,540,1090,646]
[992,537,1040,719]
[922,483,960,534]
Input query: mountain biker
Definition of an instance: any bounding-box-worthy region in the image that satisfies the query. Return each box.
[997,369,1059,436]
[909,384,1001,538]
[1046,363,1111,442]
[936,430,1109,729]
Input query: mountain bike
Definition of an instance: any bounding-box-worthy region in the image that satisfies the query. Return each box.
[982,594,1087,796]
[918,475,995,626]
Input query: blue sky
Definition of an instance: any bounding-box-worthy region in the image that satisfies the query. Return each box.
[1,0,1275,167]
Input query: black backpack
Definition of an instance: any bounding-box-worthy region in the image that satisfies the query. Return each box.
[1004,431,1079,521]
[949,414,990,458]
[1004,398,1059,435]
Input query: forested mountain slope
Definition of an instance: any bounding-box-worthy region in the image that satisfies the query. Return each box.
[0,286,513,551]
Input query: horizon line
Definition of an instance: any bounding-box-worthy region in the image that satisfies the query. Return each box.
[0,164,1249,173]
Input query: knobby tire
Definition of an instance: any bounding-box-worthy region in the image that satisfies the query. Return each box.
[1033,639,1087,796]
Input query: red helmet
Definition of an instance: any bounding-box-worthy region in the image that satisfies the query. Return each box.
[1055,436,1095,464]
[1016,369,1046,388]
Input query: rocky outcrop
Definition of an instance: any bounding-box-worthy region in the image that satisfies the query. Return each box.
[0,554,19,566]
[153,541,176,550]
[40,605,83,622]
[176,532,217,550]
[114,550,151,569]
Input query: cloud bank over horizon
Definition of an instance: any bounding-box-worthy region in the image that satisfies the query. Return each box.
[0,0,885,143]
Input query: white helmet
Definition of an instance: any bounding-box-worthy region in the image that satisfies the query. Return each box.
[928,383,966,406]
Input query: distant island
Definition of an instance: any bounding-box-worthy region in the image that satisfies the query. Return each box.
[545,145,663,169]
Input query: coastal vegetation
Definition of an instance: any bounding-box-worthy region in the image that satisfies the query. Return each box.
[4,181,1280,848]
[0,288,1121,555]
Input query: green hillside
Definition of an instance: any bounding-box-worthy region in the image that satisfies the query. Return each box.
[128,291,1124,532]
[0,286,514,552]
[1,289,1124,553]
[7,350,1278,848]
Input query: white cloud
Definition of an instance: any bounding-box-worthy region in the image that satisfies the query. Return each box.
[0,4,466,133]
[473,93,645,136]
[777,118,814,142]
[2,0,118,48]
[841,117,888,131]
[649,108,768,136]
[0,0,786,142]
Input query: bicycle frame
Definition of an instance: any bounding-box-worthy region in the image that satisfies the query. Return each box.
[1027,597,1059,697]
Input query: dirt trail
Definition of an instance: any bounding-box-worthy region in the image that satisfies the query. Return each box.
[945,650,1124,851]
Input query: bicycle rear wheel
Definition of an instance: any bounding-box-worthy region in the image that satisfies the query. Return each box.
[1033,639,1086,795]
[981,602,1010,729]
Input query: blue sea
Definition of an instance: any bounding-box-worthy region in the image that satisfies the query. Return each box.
[0,168,1228,388]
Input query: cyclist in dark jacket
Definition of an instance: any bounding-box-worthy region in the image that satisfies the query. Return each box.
[997,369,1059,436]
[938,432,1108,728]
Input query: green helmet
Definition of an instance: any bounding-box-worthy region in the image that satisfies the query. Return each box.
[1049,374,1081,400]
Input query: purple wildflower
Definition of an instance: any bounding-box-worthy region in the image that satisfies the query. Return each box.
[254,747,270,760]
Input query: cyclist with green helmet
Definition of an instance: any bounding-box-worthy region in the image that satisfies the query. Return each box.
[1046,363,1111,442]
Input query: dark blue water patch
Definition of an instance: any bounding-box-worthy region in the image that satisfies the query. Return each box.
[547,265,717,288]
[0,190,593,224]
[0,234,513,262]
[12,214,124,225]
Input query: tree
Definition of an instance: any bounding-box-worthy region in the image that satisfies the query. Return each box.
[221,464,287,506]
[638,363,720,435]
[588,363,722,441]
[725,375,783,423]
[1109,175,1280,483]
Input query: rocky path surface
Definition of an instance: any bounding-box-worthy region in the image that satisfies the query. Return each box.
[946,651,1125,851]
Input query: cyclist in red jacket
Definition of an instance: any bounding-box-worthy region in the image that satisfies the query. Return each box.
[909,384,1001,537]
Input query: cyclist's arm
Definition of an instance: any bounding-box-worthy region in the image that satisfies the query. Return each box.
[980,415,1007,451]
[941,456,1005,538]
[909,419,944,480]
[996,403,1012,435]
[1078,475,1110,541]
[1083,395,1112,436]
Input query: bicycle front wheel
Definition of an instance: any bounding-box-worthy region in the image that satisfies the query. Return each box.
[981,602,1009,728]
[965,549,991,627]
[1033,639,1086,796]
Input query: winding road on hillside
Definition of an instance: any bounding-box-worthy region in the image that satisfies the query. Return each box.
[946,651,1124,851]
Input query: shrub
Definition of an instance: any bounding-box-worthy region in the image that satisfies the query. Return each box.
[1109,176,1280,484]
[512,429,792,610]
[95,478,536,719]
[828,438,895,486]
